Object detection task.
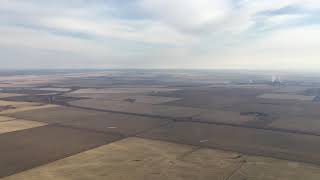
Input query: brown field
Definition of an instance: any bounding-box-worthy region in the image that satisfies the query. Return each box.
[0,125,122,178]
[69,99,258,124]
[0,100,58,115]
[70,87,180,94]
[258,93,315,101]
[69,99,203,118]
[8,106,114,124]
[229,155,320,180]
[66,93,181,104]
[4,137,320,180]
[31,87,71,92]
[269,117,320,134]
[1,137,242,180]
[155,87,267,110]
[224,101,320,119]
[8,106,171,136]
[139,122,320,165]
[2,70,320,179]
[209,84,274,90]
[272,86,310,93]
[192,110,256,124]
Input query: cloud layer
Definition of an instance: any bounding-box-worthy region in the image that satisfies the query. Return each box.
[0,0,319,70]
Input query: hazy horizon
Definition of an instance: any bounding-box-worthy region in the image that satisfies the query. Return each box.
[1,0,319,70]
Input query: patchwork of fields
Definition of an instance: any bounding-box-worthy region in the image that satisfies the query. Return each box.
[1,70,320,179]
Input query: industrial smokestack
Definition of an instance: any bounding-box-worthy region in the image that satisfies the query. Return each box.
[272,75,281,86]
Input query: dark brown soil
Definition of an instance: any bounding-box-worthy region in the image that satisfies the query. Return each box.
[8,106,171,136]
[0,125,123,178]
[153,87,268,110]
[139,122,320,165]
[0,105,16,112]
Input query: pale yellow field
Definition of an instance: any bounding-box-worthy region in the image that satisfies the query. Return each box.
[0,93,23,98]
[0,100,59,115]
[4,137,320,180]
[2,137,242,180]
[0,116,15,122]
[0,119,47,134]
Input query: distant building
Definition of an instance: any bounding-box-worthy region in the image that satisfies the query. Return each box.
[272,75,281,86]
[48,96,55,103]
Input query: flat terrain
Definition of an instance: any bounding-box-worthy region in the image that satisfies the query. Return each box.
[0,93,23,98]
[1,137,244,180]
[0,100,58,115]
[0,119,46,134]
[70,87,180,94]
[69,99,256,124]
[269,117,320,134]
[258,93,315,101]
[229,155,320,180]
[4,137,320,180]
[139,122,320,164]
[0,116,15,122]
[8,106,171,136]
[69,99,203,118]
[1,69,320,179]
[66,93,181,104]
[0,125,122,178]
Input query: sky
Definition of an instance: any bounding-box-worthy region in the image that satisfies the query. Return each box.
[1,0,320,70]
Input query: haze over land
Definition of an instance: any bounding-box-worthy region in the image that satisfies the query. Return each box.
[1,1,320,179]
[1,0,320,70]
[1,69,320,179]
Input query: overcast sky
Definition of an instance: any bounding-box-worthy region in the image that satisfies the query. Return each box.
[1,0,320,70]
